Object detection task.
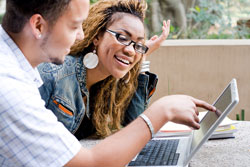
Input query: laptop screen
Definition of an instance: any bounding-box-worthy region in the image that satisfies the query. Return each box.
[191,83,232,151]
[183,79,238,166]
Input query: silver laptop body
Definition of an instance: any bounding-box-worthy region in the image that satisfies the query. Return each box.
[129,78,239,167]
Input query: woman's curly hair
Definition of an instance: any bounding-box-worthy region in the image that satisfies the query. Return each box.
[70,0,147,138]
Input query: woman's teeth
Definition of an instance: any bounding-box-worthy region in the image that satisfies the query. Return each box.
[115,56,130,65]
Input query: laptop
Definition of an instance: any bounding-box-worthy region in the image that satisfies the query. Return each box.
[129,78,239,167]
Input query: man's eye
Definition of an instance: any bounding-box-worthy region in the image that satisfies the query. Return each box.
[71,26,79,30]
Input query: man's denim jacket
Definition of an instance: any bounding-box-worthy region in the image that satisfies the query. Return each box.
[38,55,158,135]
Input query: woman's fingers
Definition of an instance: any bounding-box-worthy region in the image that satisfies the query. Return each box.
[184,114,200,129]
[149,35,158,41]
[190,122,200,130]
[192,122,200,130]
[158,20,170,41]
[194,114,200,123]
[191,97,216,112]
[144,20,171,56]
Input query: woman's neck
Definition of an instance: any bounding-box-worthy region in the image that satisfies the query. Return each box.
[86,68,109,90]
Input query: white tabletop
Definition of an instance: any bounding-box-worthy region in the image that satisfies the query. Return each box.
[80,121,250,167]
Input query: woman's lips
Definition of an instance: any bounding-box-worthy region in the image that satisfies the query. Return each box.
[114,55,130,65]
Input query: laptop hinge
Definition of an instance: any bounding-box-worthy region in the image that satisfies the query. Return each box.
[183,130,194,166]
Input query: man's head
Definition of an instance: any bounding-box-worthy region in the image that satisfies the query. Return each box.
[2,0,72,33]
[2,0,89,66]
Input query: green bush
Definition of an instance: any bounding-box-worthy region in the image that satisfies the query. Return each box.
[183,0,250,39]
[0,14,3,24]
[78,0,250,39]
[90,0,98,4]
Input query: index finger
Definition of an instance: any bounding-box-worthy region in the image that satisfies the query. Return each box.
[191,97,216,112]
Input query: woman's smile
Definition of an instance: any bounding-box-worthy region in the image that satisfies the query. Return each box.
[114,55,130,65]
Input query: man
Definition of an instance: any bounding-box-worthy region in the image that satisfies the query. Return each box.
[0,0,216,166]
[0,0,88,166]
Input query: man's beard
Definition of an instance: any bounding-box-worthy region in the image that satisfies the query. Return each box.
[40,33,64,65]
[51,57,64,65]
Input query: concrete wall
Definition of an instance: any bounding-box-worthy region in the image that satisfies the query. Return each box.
[147,40,250,121]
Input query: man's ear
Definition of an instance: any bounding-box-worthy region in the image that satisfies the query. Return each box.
[29,14,47,39]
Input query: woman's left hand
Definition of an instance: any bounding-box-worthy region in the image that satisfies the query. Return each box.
[143,20,171,60]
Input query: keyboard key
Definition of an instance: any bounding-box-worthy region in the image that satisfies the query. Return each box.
[129,139,180,166]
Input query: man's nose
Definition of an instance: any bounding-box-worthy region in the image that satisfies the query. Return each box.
[76,29,84,41]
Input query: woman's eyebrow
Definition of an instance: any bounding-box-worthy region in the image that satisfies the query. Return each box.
[120,29,144,40]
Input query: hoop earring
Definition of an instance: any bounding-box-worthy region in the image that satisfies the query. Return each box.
[83,50,99,69]
[123,71,131,84]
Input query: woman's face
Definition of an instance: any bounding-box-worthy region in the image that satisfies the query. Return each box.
[94,14,145,79]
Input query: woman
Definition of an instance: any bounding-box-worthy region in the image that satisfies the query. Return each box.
[38,0,169,139]
[38,0,177,140]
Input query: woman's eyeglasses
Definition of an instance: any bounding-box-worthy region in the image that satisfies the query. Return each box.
[106,29,148,54]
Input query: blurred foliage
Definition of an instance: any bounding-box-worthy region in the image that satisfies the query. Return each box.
[0,14,3,23]
[1,0,248,39]
[90,0,99,4]
[91,0,151,4]
[182,0,250,39]
[89,0,249,39]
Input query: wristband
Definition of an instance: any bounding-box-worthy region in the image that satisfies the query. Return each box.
[140,61,150,73]
[139,113,155,139]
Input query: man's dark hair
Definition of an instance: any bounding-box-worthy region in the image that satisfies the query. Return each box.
[2,0,72,33]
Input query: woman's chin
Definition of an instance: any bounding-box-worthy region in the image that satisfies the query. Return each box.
[112,73,127,79]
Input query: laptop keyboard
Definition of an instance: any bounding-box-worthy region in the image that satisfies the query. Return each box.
[129,139,180,166]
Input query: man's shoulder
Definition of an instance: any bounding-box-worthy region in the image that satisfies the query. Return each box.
[0,65,34,87]
[0,39,19,68]
[0,68,39,108]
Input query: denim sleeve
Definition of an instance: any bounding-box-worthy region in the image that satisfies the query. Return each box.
[123,72,158,126]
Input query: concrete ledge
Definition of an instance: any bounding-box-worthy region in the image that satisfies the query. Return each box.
[161,39,250,46]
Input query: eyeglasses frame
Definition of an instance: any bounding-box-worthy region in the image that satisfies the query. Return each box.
[106,29,148,54]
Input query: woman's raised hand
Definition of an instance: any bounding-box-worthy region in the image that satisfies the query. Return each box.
[143,20,170,60]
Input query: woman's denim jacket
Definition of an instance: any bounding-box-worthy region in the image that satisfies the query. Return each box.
[38,55,158,134]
